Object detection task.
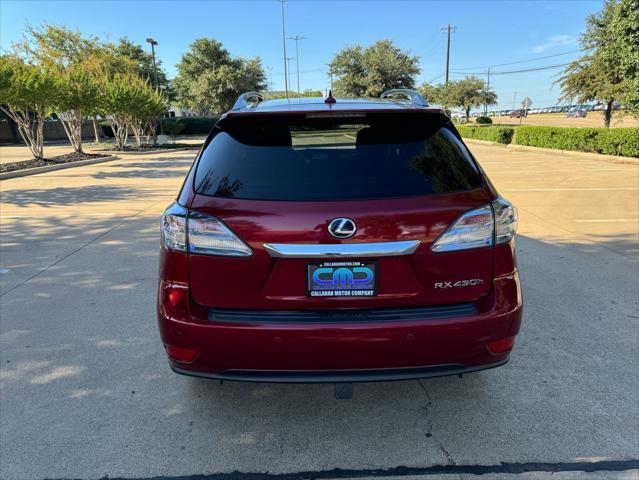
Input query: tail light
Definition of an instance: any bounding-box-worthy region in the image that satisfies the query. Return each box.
[431,205,494,252]
[161,203,252,257]
[493,197,518,244]
[431,197,518,252]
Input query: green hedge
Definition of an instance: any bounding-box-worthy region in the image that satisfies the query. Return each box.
[456,125,515,144]
[513,126,639,157]
[457,124,639,157]
[475,116,493,125]
[100,116,220,138]
[162,116,220,135]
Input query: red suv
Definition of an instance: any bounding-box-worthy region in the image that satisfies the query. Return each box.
[157,90,522,388]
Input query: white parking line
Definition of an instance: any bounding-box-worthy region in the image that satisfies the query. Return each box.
[504,187,638,192]
[575,219,638,223]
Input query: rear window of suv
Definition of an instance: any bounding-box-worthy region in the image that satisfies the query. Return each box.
[194,112,481,201]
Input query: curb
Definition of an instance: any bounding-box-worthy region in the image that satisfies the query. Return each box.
[92,146,199,156]
[463,138,503,147]
[463,138,638,164]
[0,155,119,180]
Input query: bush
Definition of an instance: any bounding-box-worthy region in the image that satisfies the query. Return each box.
[513,126,639,157]
[163,116,220,135]
[100,122,114,138]
[475,116,493,125]
[456,125,515,144]
[163,119,185,142]
[101,116,220,139]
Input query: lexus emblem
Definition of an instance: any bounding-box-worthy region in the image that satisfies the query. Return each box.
[328,218,357,239]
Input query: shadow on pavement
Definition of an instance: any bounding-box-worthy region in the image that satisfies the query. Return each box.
[0,185,147,208]
[1,214,638,479]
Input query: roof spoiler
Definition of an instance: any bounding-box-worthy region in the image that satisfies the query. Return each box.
[232,92,264,111]
[380,89,428,107]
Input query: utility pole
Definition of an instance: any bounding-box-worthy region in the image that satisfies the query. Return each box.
[484,66,491,115]
[286,57,294,94]
[325,64,334,92]
[279,0,289,98]
[512,91,518,110]
[287,35,305,98]
[441,23,456,85]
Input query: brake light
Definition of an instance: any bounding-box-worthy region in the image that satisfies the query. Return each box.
[431,205,494,252]
[161,203,187,252]
[431,197,518,253]
[493,196,518,244]
[161,203,253,257]
[187,212,253,257]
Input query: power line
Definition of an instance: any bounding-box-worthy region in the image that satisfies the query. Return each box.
[450,62,573,76]
[452,49,586,70]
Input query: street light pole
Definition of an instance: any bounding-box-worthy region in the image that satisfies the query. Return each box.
[279,0,289,98]
[267,66,274,93]
[286,57,294,95]
[287,35,305,98]
[146,37,163,138]
[146,37,159,88]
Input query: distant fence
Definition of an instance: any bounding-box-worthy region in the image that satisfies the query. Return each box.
[0,120,97,144]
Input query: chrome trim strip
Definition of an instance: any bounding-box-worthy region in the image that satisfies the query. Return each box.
[263,240,420,258]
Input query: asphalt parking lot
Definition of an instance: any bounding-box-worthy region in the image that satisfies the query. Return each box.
[0,142,637,480]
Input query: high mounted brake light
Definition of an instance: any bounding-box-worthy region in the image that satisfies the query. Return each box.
[305,112,366,119]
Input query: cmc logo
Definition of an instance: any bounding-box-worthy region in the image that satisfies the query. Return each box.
[312,267,373,286]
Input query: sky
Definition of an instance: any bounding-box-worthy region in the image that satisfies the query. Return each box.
[0,0,603,110]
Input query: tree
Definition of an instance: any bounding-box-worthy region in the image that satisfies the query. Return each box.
[559,0,639,127]
[419,83,447,107]
[0,56,61,159]
[55,64,102,153]
[163,119,184,143]
[16,24,105,151]
[302,89,323,97]
[424,76,496,122]
[17,24,100,67]
[103,73,166,150]
[173,38,266,114]
[329,39,420,98]
[111,38,170,95]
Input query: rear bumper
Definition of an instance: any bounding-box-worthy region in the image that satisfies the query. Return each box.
[158,272,522,382]
[170,358,509,383]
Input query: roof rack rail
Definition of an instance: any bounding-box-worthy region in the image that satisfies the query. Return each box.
[380,89,428,107]
[231,91,264,111]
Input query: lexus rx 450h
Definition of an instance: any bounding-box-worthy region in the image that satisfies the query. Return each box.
[157,91,522,384]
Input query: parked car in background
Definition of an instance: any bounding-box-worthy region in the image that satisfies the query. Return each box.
[157,90,522,392]
[567,108,587,118]
[510,109,525,118]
